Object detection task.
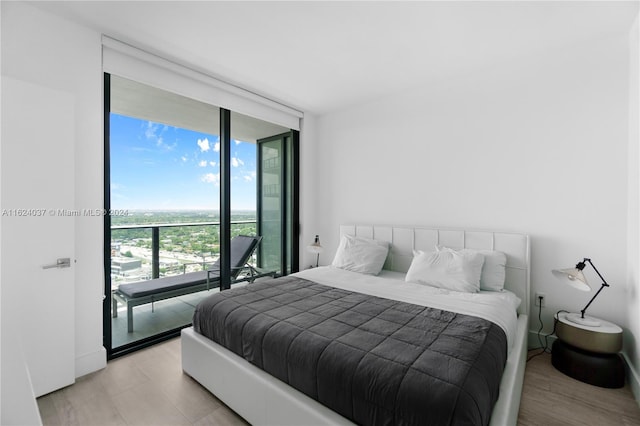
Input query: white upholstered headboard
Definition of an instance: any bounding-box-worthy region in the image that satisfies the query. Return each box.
[339,225,530,316]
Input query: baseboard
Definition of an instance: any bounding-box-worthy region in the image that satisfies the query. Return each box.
[622,351,640,408]
[527,329,557,350]
[75,347,107,378]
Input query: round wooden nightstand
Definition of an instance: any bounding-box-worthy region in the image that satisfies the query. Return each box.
[552,312,624,388]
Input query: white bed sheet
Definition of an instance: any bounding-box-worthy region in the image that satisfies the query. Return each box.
[294,266,520,350]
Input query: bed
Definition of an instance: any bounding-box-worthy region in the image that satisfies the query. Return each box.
[182,225,530,425]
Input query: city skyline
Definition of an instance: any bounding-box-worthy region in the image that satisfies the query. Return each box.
[110,113,258,211]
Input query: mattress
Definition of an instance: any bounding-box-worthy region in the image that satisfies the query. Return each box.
[192,268,517,425]
[297,267,520,350]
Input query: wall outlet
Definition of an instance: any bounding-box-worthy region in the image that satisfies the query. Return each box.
[535,293,546,307]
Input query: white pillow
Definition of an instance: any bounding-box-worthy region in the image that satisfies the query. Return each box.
[331,235,389,275]
[406,250,484,293]
[436,246,507,291]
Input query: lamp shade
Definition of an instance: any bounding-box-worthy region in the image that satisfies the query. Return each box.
[307,244,323,254]
[552,267,591,291]
[307,235,323,254]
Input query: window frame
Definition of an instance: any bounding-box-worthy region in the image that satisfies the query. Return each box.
[103,73,299,359]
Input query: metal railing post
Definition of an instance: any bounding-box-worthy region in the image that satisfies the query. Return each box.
[152,226,160,279]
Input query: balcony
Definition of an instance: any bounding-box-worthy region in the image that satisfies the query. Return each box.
[110,219,257,347]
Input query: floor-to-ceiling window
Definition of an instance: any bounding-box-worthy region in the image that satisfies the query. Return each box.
[104,74,297,357]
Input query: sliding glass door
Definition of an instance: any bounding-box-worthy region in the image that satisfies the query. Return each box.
[104,74,298,358]
[257,132,299,276]
[105,74,222,354]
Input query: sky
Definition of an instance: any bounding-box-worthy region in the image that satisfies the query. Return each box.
[110,113,257,210]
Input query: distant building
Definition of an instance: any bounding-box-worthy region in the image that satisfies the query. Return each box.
[111,257,142,274]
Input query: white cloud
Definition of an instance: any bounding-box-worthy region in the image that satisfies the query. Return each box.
[110,182,129,204]
[234,140,242,145]
[243,171,257,182]
[198,160,208,167]
[214,142,220,153]
[145,122,158,139]
[197,138,210,152]
[145,121,175,150]
[181,156,188,162]
[201,173,220,186]
[231,157,244,168]
[209,161,216,167]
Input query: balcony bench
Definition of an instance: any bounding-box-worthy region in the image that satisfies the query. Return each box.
[112,266,276,332]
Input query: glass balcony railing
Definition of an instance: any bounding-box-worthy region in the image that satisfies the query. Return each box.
[110,220,257,290]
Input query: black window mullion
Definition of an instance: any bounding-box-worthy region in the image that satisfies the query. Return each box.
[103,73,113,358]
[219,108,231,290]
[256,142,263,268]
[291,130,300,273]
[280,136,287,276]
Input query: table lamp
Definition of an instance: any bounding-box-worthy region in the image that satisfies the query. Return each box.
[307,235,323,268]
[552,258,610,327]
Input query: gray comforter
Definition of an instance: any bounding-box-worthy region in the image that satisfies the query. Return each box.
[193,275,507,426]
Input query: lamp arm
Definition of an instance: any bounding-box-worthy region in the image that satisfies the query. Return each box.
[579,283,608,318]
[584,258,609,288]
[579,258,610,318]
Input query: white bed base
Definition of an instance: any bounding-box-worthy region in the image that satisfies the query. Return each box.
[182,225,530,426]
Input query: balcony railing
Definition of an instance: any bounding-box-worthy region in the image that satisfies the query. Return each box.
[111,220,257,284]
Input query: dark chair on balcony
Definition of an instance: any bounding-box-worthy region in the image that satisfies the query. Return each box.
[112,235,274,332]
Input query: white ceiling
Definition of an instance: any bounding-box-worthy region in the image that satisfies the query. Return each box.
[33,1,639,115]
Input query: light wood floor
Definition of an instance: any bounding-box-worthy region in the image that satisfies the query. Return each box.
[38,338,247,426]
[38,341,640,425]
[518,350,640,425]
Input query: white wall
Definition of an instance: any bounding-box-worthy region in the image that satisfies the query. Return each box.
[1,0,105,394]
[300,114,321,268]
[0,7,44,422]
[313,32,635,365]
